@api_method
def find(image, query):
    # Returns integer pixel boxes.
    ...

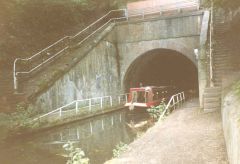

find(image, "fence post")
[125,94,128,104]
[89,99,92,111]
[75,101,78,114]
[100,97,103,109]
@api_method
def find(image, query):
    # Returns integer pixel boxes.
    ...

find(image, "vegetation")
[233,81,240,98]
[0,102,41,139]
[113,142,129,158]
[147,100,166,121]
[63,141,89,164]
[202,0,240,10]
[0,0,119,67]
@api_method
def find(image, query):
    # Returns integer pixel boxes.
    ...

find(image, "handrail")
[13,1,200,91]
[209,1,214,86]
[159,91,185,120]
[33,93,129,121]
[127,0,199,16]
[72,9,126,39]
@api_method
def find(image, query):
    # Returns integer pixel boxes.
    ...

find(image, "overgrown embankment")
[222,76,240,164]
[0,0,118,67]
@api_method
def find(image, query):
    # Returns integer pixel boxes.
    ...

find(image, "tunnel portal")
[124,49,199,95]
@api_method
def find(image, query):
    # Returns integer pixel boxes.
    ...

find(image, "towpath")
[107,98,228,164]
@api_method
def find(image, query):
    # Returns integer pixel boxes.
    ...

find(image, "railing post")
[118,96,121,105]
[177,94,179,103]
[124,9,128,20]
[13,59,19,91]
[110,96,113,106]
[89,99,92,111]
[90,122,93,135]
[179,93,183,105]
[182,92,185,101]
[75,101,78,114]
[100,97,103,109]
[60,108,62,117]
[125,94,128,103]
[173,96,176,110]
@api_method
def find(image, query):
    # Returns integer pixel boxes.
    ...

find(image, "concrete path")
[107,98,228,164]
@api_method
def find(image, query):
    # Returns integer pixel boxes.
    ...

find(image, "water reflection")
[0,109,151,164]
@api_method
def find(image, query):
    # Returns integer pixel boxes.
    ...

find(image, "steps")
[212,13,232,87]
[203,87,221,113]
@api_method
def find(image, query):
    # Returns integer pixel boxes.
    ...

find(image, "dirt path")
[107,98,228,164]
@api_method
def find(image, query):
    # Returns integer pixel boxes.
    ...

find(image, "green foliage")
[63,141,89,164]
[8,102,37,129]
[147,100,166,120]
[233,81,240,97]
[113,142,129,158]
[0,0,117,66]
[202,0,240,10]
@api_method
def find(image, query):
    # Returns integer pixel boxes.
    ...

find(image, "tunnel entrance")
[124,49,198,96]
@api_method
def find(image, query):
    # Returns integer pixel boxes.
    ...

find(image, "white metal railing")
[33,93,129,121]
[209,1,214,87]
[159,91,185,120]
[13,1,200,91]
[127,0,199,18]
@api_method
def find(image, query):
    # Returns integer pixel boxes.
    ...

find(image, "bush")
[113,142,129,158]
[63,141,89,164]
[147,100,166,120]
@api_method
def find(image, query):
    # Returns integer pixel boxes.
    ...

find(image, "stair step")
[204,97,221,103]
[204,87,221,92]
[204,101,221,108]
[204,107,220,113]
[203,92,221,98]
[213,59,229,63]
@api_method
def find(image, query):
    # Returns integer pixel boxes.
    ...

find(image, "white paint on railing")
[100,97,103,109]
[159,92,185,120]
[89,99,91,111]
[13,1,200,91]
[75,101,78,114]
[33,93,129,121]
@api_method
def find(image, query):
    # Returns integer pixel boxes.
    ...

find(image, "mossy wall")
[222,80,240,164]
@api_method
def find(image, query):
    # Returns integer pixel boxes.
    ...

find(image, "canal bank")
[0,108,152,164]
[0,103,127,140]
[106,99,228,164]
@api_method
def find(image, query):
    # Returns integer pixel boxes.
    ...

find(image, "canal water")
[0,108,152,164]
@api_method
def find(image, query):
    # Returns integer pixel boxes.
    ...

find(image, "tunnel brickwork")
[33,11,210,111]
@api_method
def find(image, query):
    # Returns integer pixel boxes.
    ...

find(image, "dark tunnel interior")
[124,49,199,96]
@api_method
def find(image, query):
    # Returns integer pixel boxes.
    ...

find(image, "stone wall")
[115,12,203,90]
[222,80,240,164]
[33,11,205,112]
[34,31,122,112]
